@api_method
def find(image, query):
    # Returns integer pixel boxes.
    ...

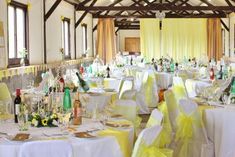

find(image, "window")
[82,23,87,56]
[8,1,28,67]
[62,18,71,59]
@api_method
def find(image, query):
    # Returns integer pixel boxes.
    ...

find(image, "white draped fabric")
[205,108,235,157]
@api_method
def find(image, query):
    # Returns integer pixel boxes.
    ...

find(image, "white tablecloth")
[155,72,173,89]
[205,108,235,157]
[185,79,212,97]
[0,118,134,157]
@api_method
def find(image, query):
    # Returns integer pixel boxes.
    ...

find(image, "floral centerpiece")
[28,111,59,127]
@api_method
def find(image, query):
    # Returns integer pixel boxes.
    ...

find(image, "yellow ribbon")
[175,113,194,141]
[136,143,173,157]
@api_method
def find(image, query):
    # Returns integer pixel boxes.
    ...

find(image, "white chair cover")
[146,109,163,128]
[19,140,73,157]
[164,90,179,132]
[121,89,150,114]
[119,76,134,99]
[0,83,12,114]
[175,98,213,157]
[132,125,162,157]
[114,99,138,123]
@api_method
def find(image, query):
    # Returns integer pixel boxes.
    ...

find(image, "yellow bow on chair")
[175,113,194,141]
[136,143,173,157]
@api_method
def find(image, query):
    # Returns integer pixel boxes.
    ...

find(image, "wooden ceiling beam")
[94,13,227,18]
[75,0,97,28]
[225,0,233,7]
[77,5,235,11]
[76,0,92,8]
[93,0,123,16]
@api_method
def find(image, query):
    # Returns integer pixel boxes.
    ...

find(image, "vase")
[20,58,25,66]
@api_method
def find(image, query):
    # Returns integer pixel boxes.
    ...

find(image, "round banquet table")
[204,107,235,157]
[185,79,212,97]
[0,118,134,157]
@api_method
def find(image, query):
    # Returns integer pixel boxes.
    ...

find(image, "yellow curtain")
[207,18,222,61]
[97,18,116,64]
[140,19,160,61]
[161,19,207,62]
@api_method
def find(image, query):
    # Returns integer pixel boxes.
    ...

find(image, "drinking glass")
[18,113,29,131]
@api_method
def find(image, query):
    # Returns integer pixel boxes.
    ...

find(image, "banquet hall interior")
[1,0,235,157]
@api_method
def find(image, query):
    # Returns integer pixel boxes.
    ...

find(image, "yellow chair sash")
[172,85,187,101]
[158,102,173,147]
[146,117,161,128]
[98,128,130,157]
[136,143,173,157]
[175,113,195,141]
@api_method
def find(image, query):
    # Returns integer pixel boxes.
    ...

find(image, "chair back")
[19,140,73,157]
[114,99,137,123]
[173,77,188,101]
[146,109,163,128]
[132,125,162,157]
[119,76,134,99]
[164,90,179,131]
[0,83,11,101]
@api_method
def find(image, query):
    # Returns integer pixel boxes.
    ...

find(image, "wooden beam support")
[77,0,92,8]
[76,5,235,11]
[93,24,97,32]
[45,0,62,21]
[75,0,97,28]
[221,19,230,31]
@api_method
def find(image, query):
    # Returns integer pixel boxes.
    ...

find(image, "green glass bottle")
[63,88,72,111]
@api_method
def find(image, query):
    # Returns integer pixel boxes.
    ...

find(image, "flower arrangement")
[28,112,59,127]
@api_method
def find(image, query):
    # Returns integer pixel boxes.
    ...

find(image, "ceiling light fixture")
[155,11,165,20]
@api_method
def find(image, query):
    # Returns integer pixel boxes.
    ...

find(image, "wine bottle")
[217,65,223,80]
[76,72,89,92]
[14,89,21,123]
[209,67,215,81]
[106,66,110,78]
[63,87,72,111]
[73,92,82,125]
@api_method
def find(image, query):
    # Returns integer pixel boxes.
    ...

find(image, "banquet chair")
[141,72,159,108]
[164,90,179,132]
[132,125,173,157]
[120,89,150,114]
[174,98,213,157]
[19,140,73,157]
[0,82,12,114]
[146,108,173,148]
[146,109,163,128]
[172,76,188,101]
[118,76,134,99]
[114,99,141,128]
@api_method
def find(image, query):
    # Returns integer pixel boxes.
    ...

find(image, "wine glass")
[221,93,229,105]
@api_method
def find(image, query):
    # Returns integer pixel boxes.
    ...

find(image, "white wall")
[0,0,93,68]
[118,30,140,52]
[76,11,93,58]
[230,13,235,57]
